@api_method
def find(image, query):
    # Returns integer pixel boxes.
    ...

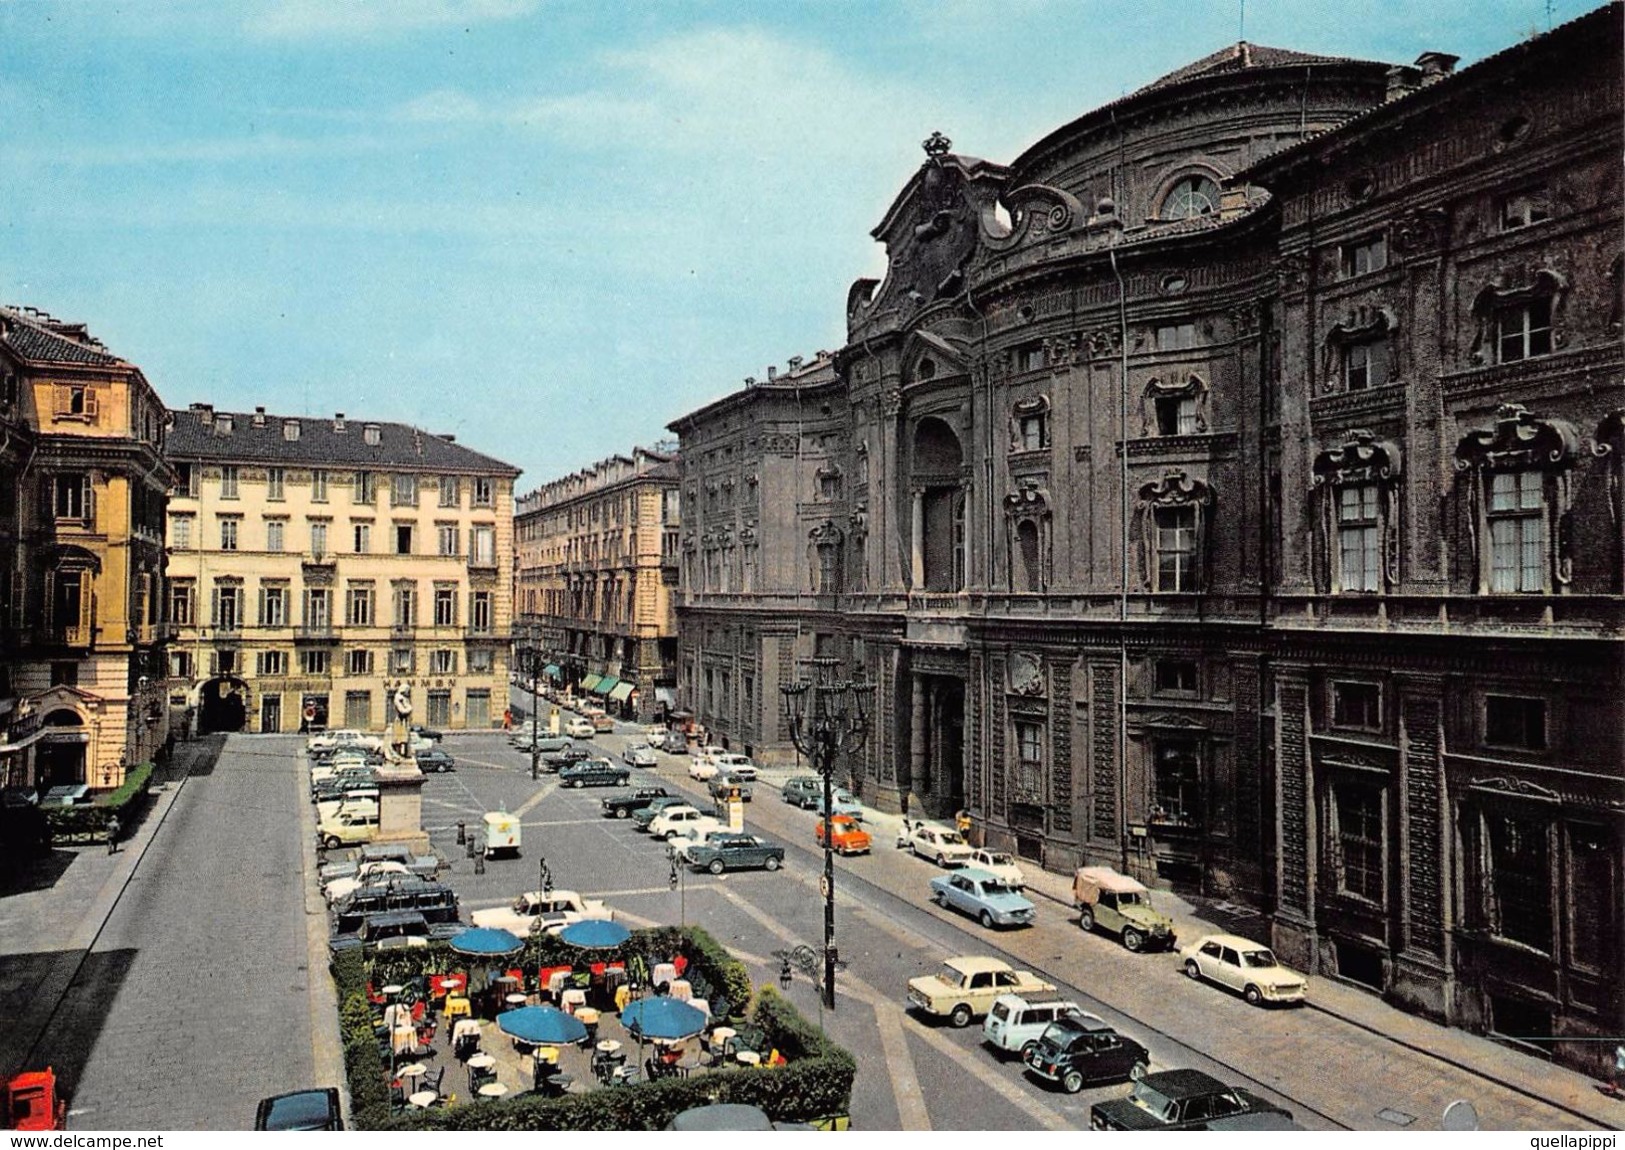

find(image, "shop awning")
[608,682,635,702]
[544,664,561,679]
[579,674,603,692]
[592,676,620,696]
[655,687,676,705]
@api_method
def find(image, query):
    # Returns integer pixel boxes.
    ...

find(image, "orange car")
[815,814,871,855]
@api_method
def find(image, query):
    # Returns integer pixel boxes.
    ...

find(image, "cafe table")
[408,1091,438,1109]
[505,993,528,1008]
[466,1053,495,1072]
[477,1083,509,1101]
[735,1050,761,1067]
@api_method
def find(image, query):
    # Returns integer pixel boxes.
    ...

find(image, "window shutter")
[53,385,69,416]
[210,587,220,627]
[84,478,95,528]
[79,576,94,634]
[83,389,99,422]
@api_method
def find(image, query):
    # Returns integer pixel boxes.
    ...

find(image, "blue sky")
[0,0,1588,486]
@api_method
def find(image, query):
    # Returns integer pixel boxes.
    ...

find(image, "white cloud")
[394,88,485,123]
[246,0,539,40]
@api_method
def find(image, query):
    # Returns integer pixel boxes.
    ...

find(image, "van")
[483,810,522,857]
[982,993,1089,1056]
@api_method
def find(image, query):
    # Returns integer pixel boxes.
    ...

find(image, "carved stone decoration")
[1455,403,1580,590]
[1391,208,1449,256]
[1468,267,1568,364]
[1003,478,1053,591]
[1139,374,1211,438]
[1043,333,1080,368]
[1008,394,1052,452]
[1402,692,1445,957]
[807,519,844,546]
[1084,328,1122,362]
[1319,306,1399,395]
[1008,651,1045,698]
[761,432,798,455]
[1277,679,1311,917]
[737,522,758,545]
[980,182,1086,251]
[1277,251,1310,295]
[1467,775,1561,801]
[881,387,903,418]
[1134,470,1214,592]
[1594,409,1625,591]
[1050,658,1074,835]
[1090,663,1118,843]
[847,502,868,537]
[1311,429,1404,593]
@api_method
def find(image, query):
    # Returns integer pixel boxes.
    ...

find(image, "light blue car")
[814,789,864,821]
[930,867,1037,929]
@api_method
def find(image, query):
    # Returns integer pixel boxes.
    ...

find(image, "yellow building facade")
[0,305,173,792]
[164,404,518,735]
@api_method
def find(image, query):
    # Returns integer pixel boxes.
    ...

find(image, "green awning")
[580,673,603,692]
[608,681,635,702]
[592,676,620,696]
[544,664,561,679]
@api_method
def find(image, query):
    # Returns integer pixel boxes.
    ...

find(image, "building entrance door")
[260,694,281,734]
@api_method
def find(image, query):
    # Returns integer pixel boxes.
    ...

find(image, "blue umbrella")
[558,919,632,949]
[448,926,525,957]
[497,1004,588,1046]
[621,996,707,1041]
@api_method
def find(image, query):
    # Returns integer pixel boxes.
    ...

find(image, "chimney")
[334,412,346,433]
[1385,64,1422,103]
[787,355,804,371]
[192,402,215,428]
[1415,52,1459,86]
[252,405,266,427]
[767,365,777,381]
[413,428,423,456]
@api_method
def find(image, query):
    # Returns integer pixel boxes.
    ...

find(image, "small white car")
[644,725,669,743]
[692,745,728,767]
[687,758,721,781]
[470,889,612,935]
[1179,933,1308,1007]
[968,848,1026,888]
[565,718,596,739]
[323,860,411,904]
[983,993,1091,1057]
[909,823,975,868]
[648,805,721,841]
[710,753,759,782]
[622,743,659,768]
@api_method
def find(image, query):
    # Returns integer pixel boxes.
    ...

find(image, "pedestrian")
[105,814,121,855]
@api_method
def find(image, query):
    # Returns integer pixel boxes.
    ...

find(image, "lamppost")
[774,943,841,1033]
[781,656,872,1011]
[667,845,685,927]
[527,647,543,781]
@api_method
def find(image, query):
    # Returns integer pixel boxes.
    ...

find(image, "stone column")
[910,489,925,589]
[1271,667,1317,970]
[910,674,928,806]
[1391,673,1453,1021]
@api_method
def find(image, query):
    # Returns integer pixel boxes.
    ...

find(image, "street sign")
[303,704,316,721]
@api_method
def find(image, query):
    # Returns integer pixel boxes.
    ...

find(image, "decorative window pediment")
[1140,374,1209,437]
[1455,403,1578,473]
[1003,480,1052,592]
[1312,430,1403,594]
[1320,307,1399,393]
[1135,471,1213,594]
[1469,268,1567,365]
[1010,394,1052,452]
[808,519,844,546]
[1455,404,1580,593]
[1312,429,1403,487]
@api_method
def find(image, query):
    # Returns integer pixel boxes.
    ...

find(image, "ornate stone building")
[668,5,1623,1070]
[513,447,679,719]
[0,305,174,792]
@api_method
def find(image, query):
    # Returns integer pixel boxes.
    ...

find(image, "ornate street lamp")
[781,656,872,1010]
[527,647,544,781]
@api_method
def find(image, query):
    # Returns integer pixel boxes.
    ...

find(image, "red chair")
[366,983,387,1006]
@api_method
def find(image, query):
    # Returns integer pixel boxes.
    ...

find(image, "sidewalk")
[0,740,207,1084]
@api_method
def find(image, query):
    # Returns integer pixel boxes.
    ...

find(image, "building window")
[257,650,288,676]
[1340,234,1388,278]
[169,649,192,679]
[1341,339,1389,391]
[1485,813,1552,951]
[471,591,492,634]
[439,476,460,507]
[391,648,414,673]
[282,420,300,442]
[1156,322,1198,351]
[395,523,414,555]
[267,467,285,501]
[346,585,374,627]
[220,465,239,499]
[176,462,199,498]
[472,477,494,507]
[818,472,842,500]
[1337,484,1382,591]
[1017,343,1046,373]
[54,384,99,420]
[353,471,375,504]
[1333,784,1384,902]
[304,588,331,629]
[466,688,491,728]
[1154,395,1199,436]
[352,522,371,554]
[391,474,417,507]
[1154,659,1198,694]
[427,689,452,726]
[53,474,90,521]
[169,581,194,626]
[1160,174,1219,220]
[259,584,288,627]
[49,660,78,687]
[431,649,456,675]
[1485,694,1547,751]
[1152,744,1201,828]
[346,649,374,676]
[219,517,240,552]
[214,649,237,676]
[1487,471,1545,593]
[344,690,371,728]
[170,514,193,550]
[1154,506,1196,592]
[1495,297,1552,364]
[437,524,460,556]
[393,583,417,629]
[265,519,285,553]
[309,521,329,558]
[1017,412,1049,451]
[311,470,328,502]
[212,584,242,632]
[301,649,329,675]
[1331,681,1381,730]
[471,525,496,566]
[1500,186,1550,231]
[434,586,457,627]
[468,648,493,674]
[1567,824,1616,973]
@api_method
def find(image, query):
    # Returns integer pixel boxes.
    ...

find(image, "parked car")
[687,757,721,781]
[1090,1069,1292,1130]
[1024,1016,1150,1093]
[591,713,616,733]
[329,909,462,954]
[648,805,721,841]
[908,822,974,867]
[306,728,376,755]
[815,789,864,821]
[565,717,596,739]
[1179,933,1308,1006]
[318,808,379,850]
[601,786,673,819]
[815,814,871,855]
[632,795,689,830]
[780,776,823,808]
[470,889,612,934]
[982,993,1087,1057]
[254,1088,343,1131]
[907,956,1056,1028]
[707,772,754,803]
[324,860,411,903]
[659,731,689,755]
[644,724,669,741]
[331,877,461,934]
[682,832,785,874]
[622,743,659,768]
[710,753,758,782]
[559,759,631,788]
[543,746,593,772]
[409,723,444,742]
[315,788,379,823]
[415,747,456,773]
[930,868,1036,929]
[967,848,1025,888]
[1073,866,1177,952]
[319,846,438,884]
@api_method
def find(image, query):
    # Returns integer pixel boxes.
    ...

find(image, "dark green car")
[682,833,785,874]
[558,759,631,788]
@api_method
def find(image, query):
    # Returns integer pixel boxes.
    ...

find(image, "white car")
[323,860,410,903]
[470,890,613,935]
[307,728,380,754]
[687,758,721,781]
[644,725,669,743]
[711,753,758,782]
[968,848,1026,888]
[983,993,1092,1056]
[1179,933,1308,1007]
[648,805,721,841]
[909,823,975,867]
[622,743,659,768]
[565,718,596,739]
[692,745,728,767]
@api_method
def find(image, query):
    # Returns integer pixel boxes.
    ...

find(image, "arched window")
[910,417,967,592]
[1003,481,1051,592]
[1160,174,1220,220]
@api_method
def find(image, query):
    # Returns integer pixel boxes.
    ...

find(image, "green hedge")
[331,948,393,1129]
[41,762,155,842]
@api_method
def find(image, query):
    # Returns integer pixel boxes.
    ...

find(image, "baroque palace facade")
[513,447,680,720]
[669,6,1623,1068]
[164,404,519,735]
[0,306,174,793]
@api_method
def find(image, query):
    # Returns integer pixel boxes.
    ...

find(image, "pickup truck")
[906,955,1056,1028]
[470,889,613,935]
[601,787,673,819]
